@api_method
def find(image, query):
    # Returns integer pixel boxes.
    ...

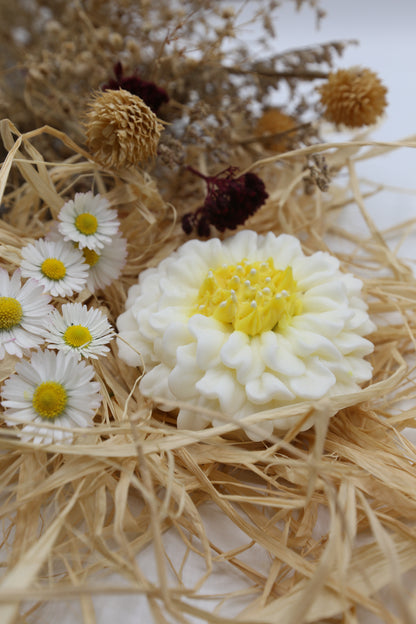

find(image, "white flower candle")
[117,231,375,439]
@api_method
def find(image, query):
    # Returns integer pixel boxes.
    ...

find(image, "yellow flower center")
[41,258,67,281]
[64,324,92,348]
[0,297,23,330]
[75,212,98,235]
[195,258,302,336]
[32,381,67,420]
[82,247,100,266]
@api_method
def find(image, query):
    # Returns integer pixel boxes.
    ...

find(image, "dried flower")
[182,167,268,237]
[318,67,388,128]
[85,89,164,170]
[102,62,169,114]
[255,108,297,151]
[117,230,375,440]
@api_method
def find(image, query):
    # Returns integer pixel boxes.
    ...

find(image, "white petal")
[168,344,202,399]
[290,310,351,338]
[283,326,342,359]
[333,332,374,356]
[293,252,339,289]
[160,322,193,367]
[260,332,306,376]
[345,356,373,383]
[220,332,264,383]
[196,368,245,414]
[289,358,336,399]
[246,372,295,404]
[140,364,176,405]
[188,315,229,370]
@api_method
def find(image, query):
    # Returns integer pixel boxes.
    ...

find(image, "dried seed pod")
[84,89,164,170]
[318,67,388,128]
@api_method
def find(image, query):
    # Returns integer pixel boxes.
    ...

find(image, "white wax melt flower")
[117,231,375,439]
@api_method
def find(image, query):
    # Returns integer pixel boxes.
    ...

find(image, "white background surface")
[33,1,416,622]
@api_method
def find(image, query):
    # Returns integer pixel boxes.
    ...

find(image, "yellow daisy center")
[64,324,92,348]
[82,248,100,266]
[0,297,23,330]
[195,258,302,336]
[32,381,67,420]
[41,258,67,281]
[75,212,98,235]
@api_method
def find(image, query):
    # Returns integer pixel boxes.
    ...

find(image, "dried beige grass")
[1,119,416,624]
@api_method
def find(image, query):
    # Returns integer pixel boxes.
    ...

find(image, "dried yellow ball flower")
[318,67,388,128]
[255,108,297,152]
[85,89,164,170]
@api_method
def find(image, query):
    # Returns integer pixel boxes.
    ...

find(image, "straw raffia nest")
[1,119,416,624]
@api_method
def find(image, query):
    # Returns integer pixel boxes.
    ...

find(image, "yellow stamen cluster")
[82,248,100,266]
[75,212,98,235]
[0,297,23,330]
[41,258,67,281]
[64,325,92,348]
[195,258,302,336]
[32,381,67,420]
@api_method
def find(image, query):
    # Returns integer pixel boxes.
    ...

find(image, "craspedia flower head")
[85,89,164,170]
[116,230,376,440]
[317,67,388,128]
[1,350,102,445]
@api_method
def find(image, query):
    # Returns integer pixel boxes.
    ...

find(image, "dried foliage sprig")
[1,121,416,624]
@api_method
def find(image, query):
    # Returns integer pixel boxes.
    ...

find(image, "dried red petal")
[102,63,169,113]
[181,167,268,237]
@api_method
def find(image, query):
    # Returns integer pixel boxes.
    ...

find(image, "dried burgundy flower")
[102,62,169,114]
[182,167,268,237]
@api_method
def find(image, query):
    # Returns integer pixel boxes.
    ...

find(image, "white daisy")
[81,232,127,292]
[44,302,114,359]
[116,230,376,440]
[57,191,120,251]
[0,268,52,359]
[1,349,102,444]
[20,238,88,297]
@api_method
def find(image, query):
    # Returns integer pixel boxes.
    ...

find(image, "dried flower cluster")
[318,67,388,127]
[182,167,269,237]
[0,0,348,175]
[255,108,298,152]
[85,89,164,170]
[102,62,169,114]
